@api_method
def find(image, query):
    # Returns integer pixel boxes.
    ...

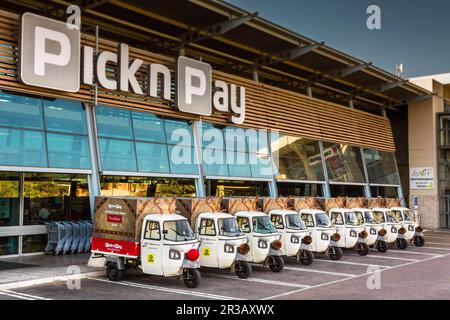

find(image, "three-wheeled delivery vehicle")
[352,207,389,253]
[391,206,425,247]
[177,197,252,279]
[221,197,284,272]
[264,197,314,265]
[370,207,405,249]
[290,197,343,260]
[90,196,201,288]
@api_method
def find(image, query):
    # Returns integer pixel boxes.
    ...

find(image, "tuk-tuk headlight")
[370,228,377,235]
[169,249,181,260]
[350,230,357,237]
[224,244,235,253]
[408,225,414,231]
[258,239,268,249]
[291,235,300,243]
[391,227,397,233]
[321,233,329,241]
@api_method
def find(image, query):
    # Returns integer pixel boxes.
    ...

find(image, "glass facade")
[330,184,365,197]
[0,236,18,256]
[277,182,323,197]
[206,179,270,197]
[0,92,91,170]
[364,148,400,185]
[323,143,365,183]
[0,172,20,227]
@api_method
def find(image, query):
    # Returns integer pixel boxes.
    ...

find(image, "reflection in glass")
[364,149,400,185]
[0,92,43,130]
[99,138,137,172]
[330,184,364,197]
[43,99,87,134]
[277,182,323,197]
[95,106,133,139]
[23,173,90,225]
[0,236,18,256]
[47,134,91,169]
[136,142,170,173]
[370,186,398,198]
[132,111,165,143]
[100,176,196,197]
[0,172,20,227]
[22,234,48,253]
[206,179,269,197]
[322,143,365,183]
[0,128,47,167]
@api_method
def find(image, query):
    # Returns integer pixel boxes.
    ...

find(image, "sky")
[227,0,450,78]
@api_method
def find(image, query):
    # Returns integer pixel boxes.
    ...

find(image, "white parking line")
[204,273,310,289]
[346,254,419,262]
[261,252,450,300]
[314,259,390,268]
[374,249,441,256]
[423,235,450,240]
[427,242,450,246]
[283,266,356,277]
[88,277,242,300]
[0,290,35,300]
[1,290,52,300]
[419,246,450,251]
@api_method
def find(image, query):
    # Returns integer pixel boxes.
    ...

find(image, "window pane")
[206,179,270,197]
[135,142,170,173]
[0,92,43,129]
[228,152,252,177]
[43,99,87,134]
[330,184,365,197]
[364,149,400,185]
[0,236,18,256]
[47,134,91,169]
[165,119,193,146]
[271,133,324,181]
[99,138,137,171]
[23,173,90,225]
[100,176,196,197]
[0,172,20,227]
[167,145,197,174]
[277,182,323,197]
[370,186,398,198]
[131,111,166,143]
[22,234,48,253]
[203,147,229,176]
[95,106,132,139]
[323,143,365,183]
[0,128,47,167]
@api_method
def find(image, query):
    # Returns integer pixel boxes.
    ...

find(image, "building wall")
[408,80,444,228]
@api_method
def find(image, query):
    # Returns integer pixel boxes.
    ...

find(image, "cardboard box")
[258,197,289,213]
[288,197,324,211]
[221,197,258,215]
[176,197,222,229]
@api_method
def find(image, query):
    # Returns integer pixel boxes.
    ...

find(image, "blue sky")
[227,0,450,78]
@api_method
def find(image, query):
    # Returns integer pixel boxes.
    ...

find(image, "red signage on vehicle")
[107,214,123,223]
[91,237,140,257]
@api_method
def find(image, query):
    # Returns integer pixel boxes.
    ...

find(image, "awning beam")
[253,42,324,68]
[309,62,372,84]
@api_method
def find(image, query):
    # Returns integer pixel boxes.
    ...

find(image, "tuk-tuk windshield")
[286,214,307,230]
[392,210,404,222]
[163,220,196,242]
[252,216,277,234]
[354,211,365,226]
[218,218,244,237]
[315,213,332,228]
[385,211,398,223]
[403,210,416,222]
[372,211,386,223]
[363,211,375,224]
[344,211,363,226]
[301,214,315,228]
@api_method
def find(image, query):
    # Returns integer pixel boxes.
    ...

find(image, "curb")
[0,270,105,291]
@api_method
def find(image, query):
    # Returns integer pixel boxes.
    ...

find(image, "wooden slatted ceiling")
[0,10,395,152]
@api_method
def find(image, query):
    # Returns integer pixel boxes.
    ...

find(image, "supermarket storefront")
[0,1,428,256]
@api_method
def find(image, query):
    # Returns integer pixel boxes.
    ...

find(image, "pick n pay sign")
[18,12,246,124]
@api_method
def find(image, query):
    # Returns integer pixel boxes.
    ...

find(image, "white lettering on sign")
[19,13,246,124]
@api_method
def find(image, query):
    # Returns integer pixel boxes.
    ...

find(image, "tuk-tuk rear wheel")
[413,235,425,247]
[297,250,314,265]
[235,260,252,279]
[396,238,408,250]
[356,243,369,256]
[183,268,201,288]
[328,246,343,260]
[269,256,284,272]
[106,262,124,282]
[376,240,388,253]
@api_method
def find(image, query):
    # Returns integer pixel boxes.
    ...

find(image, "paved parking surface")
[2,230,450,300]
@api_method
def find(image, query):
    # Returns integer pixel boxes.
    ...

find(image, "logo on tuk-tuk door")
[202,248,211,256]
[147,253,155,264]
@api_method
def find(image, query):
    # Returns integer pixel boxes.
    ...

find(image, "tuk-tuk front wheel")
[269,256,284,272]
[234,260,252,279]
[328,246,343,260]
[413,235,425,247]
[356,243,369,256]
[183,268,201,288]
[106,262,124,282]
[396,238,408,250]
[376,240,388,253]
[297,250,314,265]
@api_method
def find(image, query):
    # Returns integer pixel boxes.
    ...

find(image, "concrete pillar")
[408,80,444,229]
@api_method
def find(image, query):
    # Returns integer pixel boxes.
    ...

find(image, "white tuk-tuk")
[327,208,369,256]
[299,208,342,260]
[269,209,313,265]
[371,207,405,249]
[234,210,285,272]
[353,208,389,252]
[194,212,252,278]
[391,206,425,247]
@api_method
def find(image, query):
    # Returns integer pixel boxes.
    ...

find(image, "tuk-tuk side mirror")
[162,229,168,239]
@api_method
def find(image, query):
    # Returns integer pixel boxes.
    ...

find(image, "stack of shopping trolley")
[44,220,93,255]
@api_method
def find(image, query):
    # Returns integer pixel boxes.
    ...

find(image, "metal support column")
[319,141,331,198]
[193,120,206,197]
[360,147,372,198]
